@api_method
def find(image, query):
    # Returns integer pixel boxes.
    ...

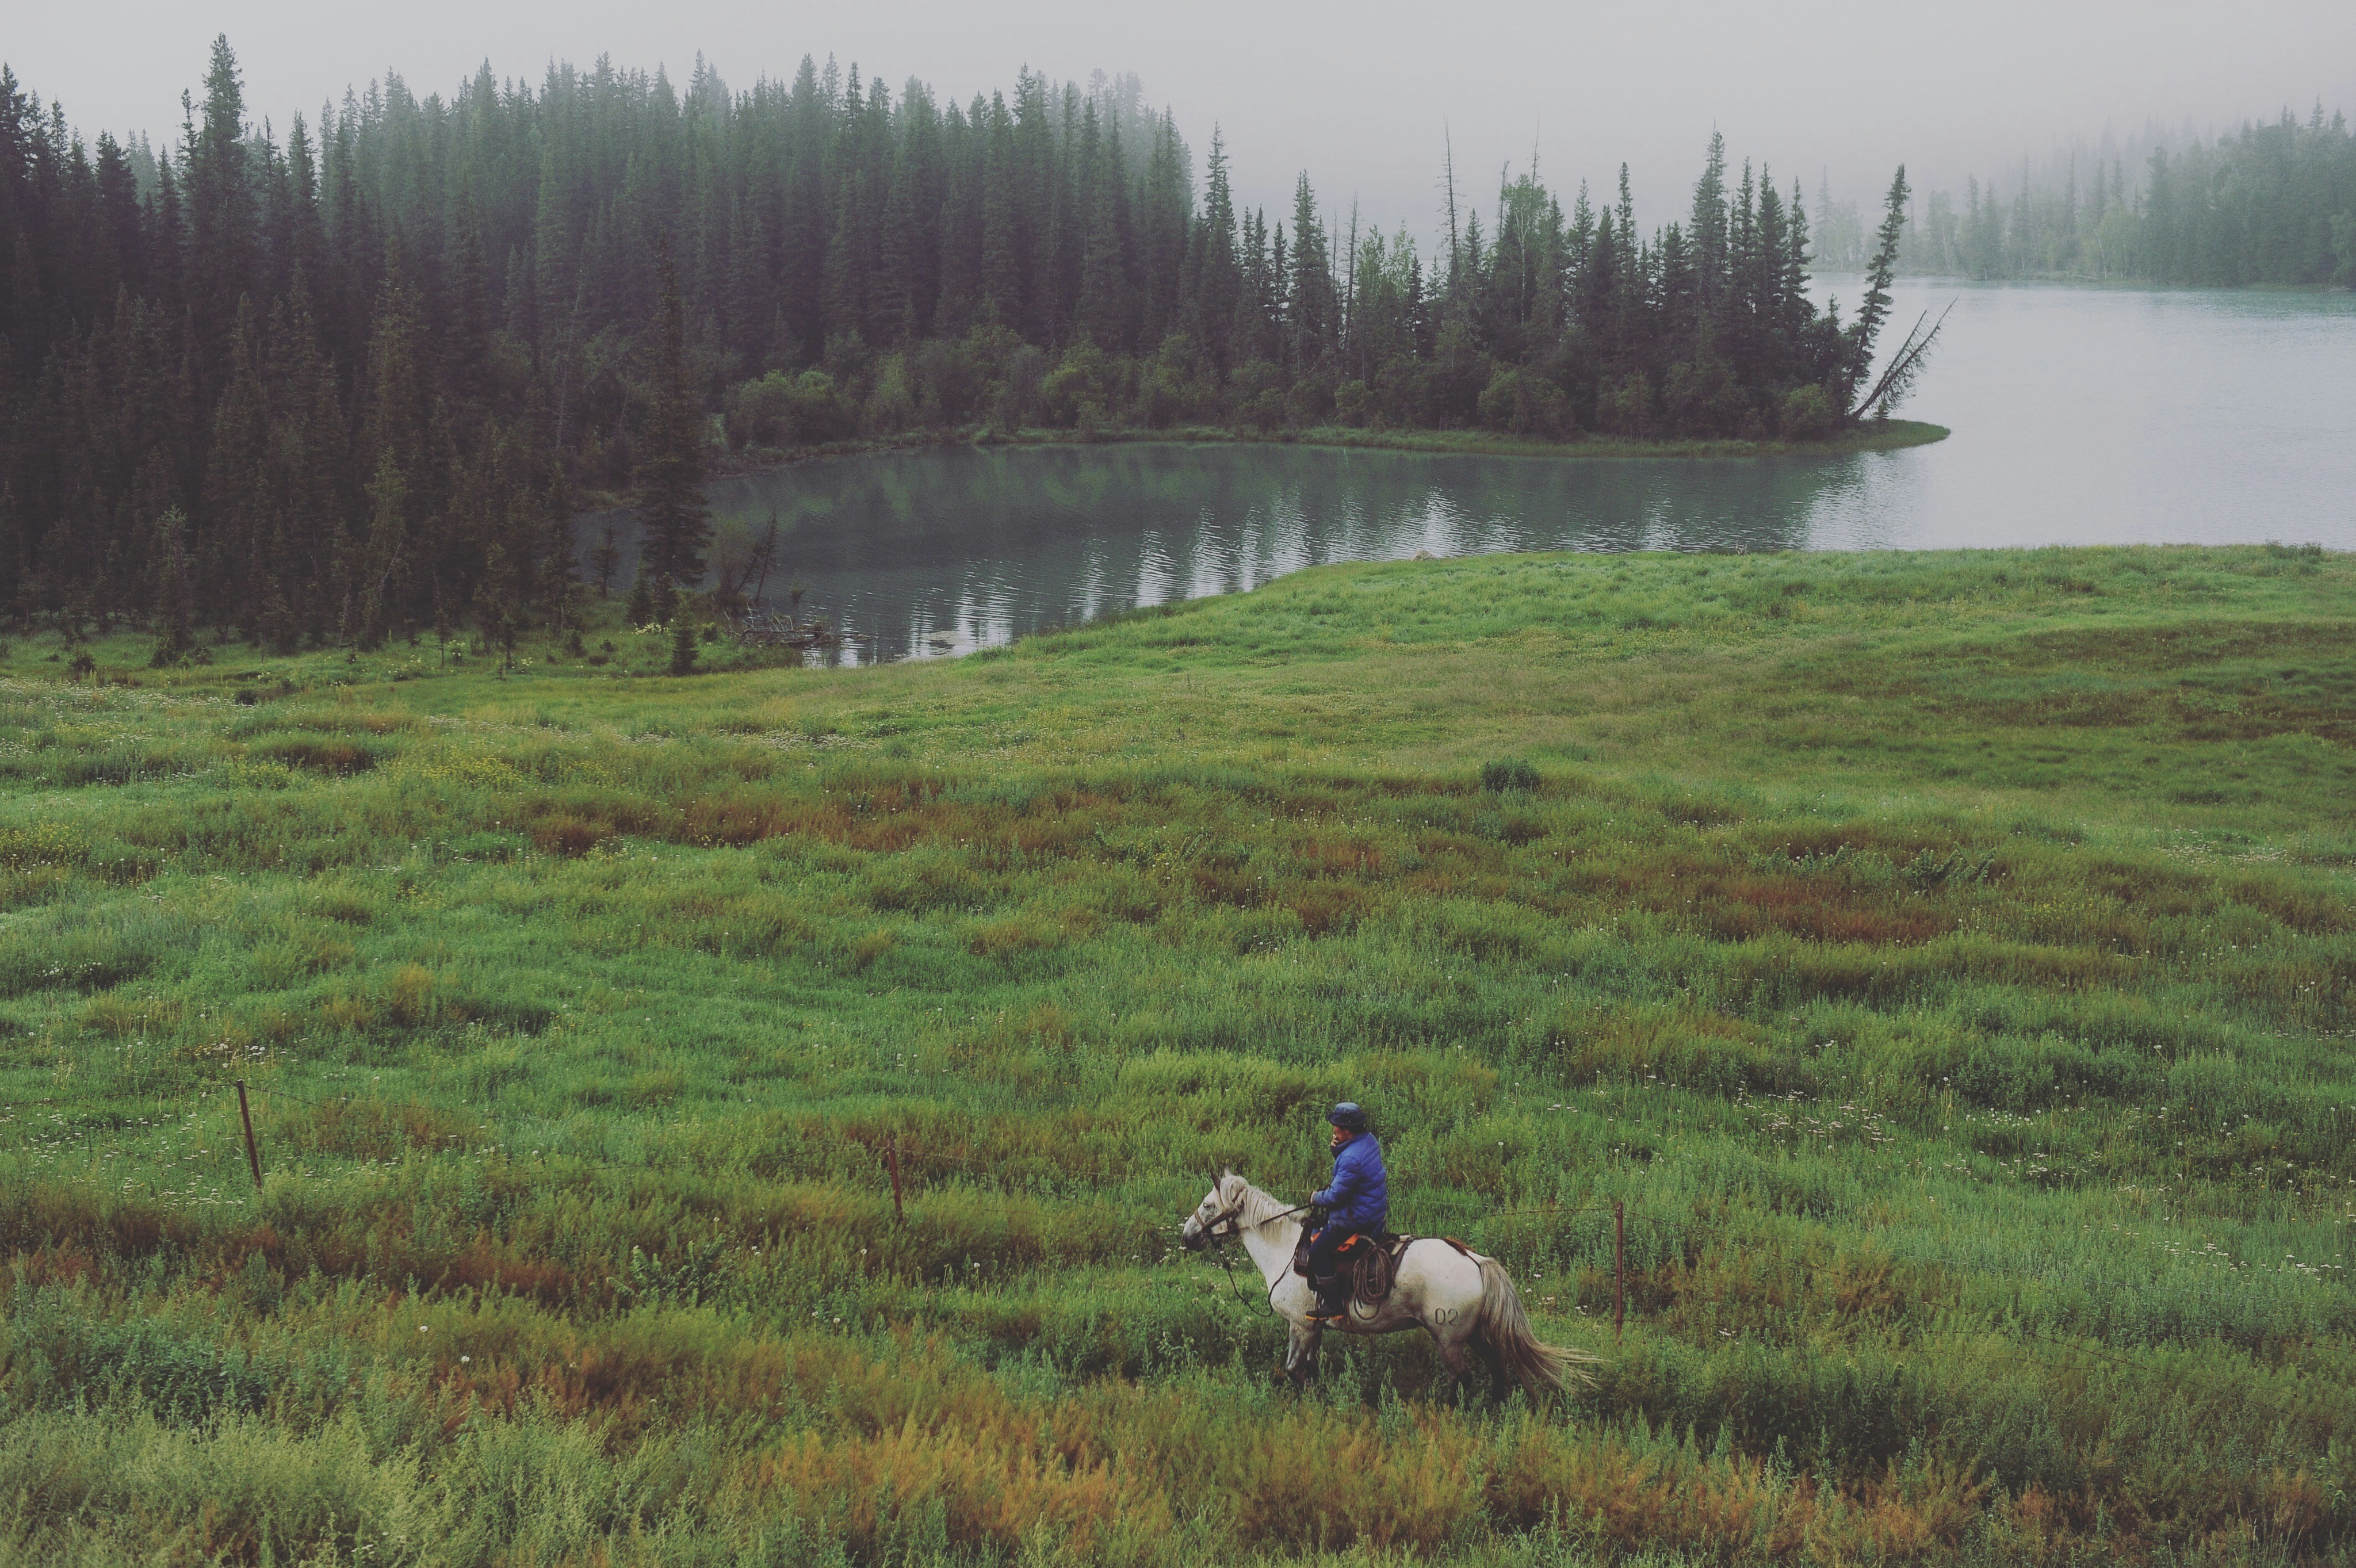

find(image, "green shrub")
[1779,383,1838,441]
[1480,758,1540,793]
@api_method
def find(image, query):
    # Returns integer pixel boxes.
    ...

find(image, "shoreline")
[576,419,1951,506]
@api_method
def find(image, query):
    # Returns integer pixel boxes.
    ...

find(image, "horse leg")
[1474,1334,1512,1399]
[1425,1317,1475,1401]
[1284,1322,1324,1384]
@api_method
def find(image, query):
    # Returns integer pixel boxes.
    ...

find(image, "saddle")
[1292,1230,1421,1309]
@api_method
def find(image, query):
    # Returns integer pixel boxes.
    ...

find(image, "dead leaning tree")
[710,512,782,611]
[1853,299,1956,422]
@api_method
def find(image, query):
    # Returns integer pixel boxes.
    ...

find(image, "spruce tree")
[148,506,196,666]
[540,464,580,631]
[355,456,407,648]
[1191,129,1240,368]
[1286,174,1334,372]
[200,295,269,630]
[592,522,620,598]
[636,247,710,583]
[183,36,257,390]
[1842,165,1910,415]
[478,529,521,671]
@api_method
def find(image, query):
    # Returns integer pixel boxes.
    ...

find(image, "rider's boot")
[1307,1278,1350,1324]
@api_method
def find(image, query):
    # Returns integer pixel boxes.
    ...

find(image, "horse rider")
[1305,1102,1388,1324]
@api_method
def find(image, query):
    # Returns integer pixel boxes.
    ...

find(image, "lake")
[587,280,2356,662]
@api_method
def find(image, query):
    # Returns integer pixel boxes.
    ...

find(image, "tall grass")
[2,544,2353,1563]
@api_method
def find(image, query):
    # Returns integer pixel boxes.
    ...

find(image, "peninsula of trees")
[0,40,1917,649]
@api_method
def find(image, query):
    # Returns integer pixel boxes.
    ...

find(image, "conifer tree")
[1286,174,1334,372]
[540,464,580,632]
[148,504,194,665]
[200,295,269,629]
[636,247,711,582]
[183,36,257,391]
[355,456,407,648]
[1842,165,1910,414]
[592,522,620,599]
[1191,129,1240,368]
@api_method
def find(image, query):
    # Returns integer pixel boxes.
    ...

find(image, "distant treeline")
[0,39,1915,647]
[1891,108,2356,285]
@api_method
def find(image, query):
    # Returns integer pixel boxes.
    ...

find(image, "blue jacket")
[1313,1133,1389,1232]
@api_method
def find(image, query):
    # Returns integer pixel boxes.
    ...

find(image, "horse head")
[1179,1169,1242,1250]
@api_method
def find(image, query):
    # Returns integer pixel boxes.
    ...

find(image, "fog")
[12,0,2355,238]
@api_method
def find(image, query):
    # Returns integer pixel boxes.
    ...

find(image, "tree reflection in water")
[582,441,1876,663]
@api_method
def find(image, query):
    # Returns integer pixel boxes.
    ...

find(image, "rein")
[1195,1192,1311,1321]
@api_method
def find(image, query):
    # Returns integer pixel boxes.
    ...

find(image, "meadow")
[1,542,2352,1566]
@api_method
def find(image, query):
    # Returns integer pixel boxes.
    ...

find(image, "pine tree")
[1191,129,1240,368]
[592,522,620,598]
[637,246,711,582]
[978,94,1023,327]
[355,455,407,648]
[540,463,580,632]
[1286,174,1334,372]
[1690,132,1729,320]
[183,36,257,391]
[478,525,522,671]
[148,504,195,665]
[1842,165,1910,415]
[200,295,269,630]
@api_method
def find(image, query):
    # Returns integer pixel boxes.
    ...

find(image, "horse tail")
[1474,1256,1595,1393]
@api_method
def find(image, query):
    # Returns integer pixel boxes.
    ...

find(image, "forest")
[1892,107,2356,285]
[0,39,1917,650]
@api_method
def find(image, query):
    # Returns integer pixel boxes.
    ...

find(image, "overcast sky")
[12,0,2354,238]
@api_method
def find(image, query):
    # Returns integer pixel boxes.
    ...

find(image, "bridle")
[1189,1186,1309,1249]
[1194,1192,1250,1244]
[1187,1183,1311,1320]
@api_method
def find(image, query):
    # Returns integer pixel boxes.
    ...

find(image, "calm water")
[587,280,2356,662]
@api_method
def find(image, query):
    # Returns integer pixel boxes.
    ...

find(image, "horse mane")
[1218,1172,1298,1233]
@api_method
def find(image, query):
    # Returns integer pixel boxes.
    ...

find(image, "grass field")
[2,542,2352,1565]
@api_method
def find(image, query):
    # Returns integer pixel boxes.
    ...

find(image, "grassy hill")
[2,543,2351,1565]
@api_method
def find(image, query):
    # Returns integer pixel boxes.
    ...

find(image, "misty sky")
[12,0,2355,240]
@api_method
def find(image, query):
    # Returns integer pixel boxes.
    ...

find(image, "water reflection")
[584,442,1867,663]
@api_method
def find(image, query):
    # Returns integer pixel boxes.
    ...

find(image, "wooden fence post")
[235,1081,264,1190]
[886,1134,905,1223]
[1613,1200,1625,1340]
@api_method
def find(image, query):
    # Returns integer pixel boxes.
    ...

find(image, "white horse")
[1179,1171,1592,1394]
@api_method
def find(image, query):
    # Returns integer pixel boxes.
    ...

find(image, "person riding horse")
[1304,1102,1387,1323]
